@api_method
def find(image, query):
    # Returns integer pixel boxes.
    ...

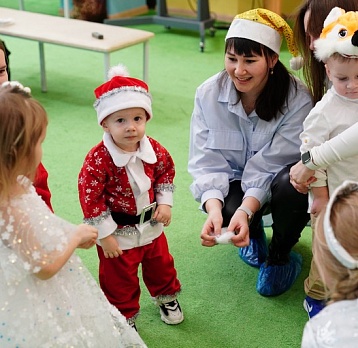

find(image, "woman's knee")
[271,164,308,206]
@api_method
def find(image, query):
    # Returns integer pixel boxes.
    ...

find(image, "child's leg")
[142,232,181,297]
[96,245,142,322]
[141,232,183,324]
[304,215,327,299]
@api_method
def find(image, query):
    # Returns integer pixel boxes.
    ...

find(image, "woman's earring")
[269,68,274,75]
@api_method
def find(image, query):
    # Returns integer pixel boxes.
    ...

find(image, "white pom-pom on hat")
[290,56,304,70]
[107,63,130,80]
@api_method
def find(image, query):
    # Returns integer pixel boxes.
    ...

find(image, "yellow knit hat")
[225,8,303,70]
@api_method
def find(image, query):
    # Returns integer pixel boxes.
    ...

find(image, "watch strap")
[236,206,254,225]
[305,160,319,170]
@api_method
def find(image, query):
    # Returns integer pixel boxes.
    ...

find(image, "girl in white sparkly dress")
[302,180,358,347]
[0,82,147,348]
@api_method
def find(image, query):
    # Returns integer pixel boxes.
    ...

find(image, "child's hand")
[76,224,98,249]
[153,204,172,226]
[311,187,329,217]
[311,196,329,217]
[100,235,123,258]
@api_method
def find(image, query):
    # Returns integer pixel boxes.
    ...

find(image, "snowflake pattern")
[78,137,175,227]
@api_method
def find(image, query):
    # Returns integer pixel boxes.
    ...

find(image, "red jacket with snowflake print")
[78,136,175,247]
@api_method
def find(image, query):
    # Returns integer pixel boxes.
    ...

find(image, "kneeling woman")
[188,9,312,296]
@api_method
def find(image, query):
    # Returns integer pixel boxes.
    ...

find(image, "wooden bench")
[0,7,154,91]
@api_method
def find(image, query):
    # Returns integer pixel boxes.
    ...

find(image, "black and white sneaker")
[159,300,184,325]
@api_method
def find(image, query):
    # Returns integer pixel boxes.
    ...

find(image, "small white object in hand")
[215,227,236,245]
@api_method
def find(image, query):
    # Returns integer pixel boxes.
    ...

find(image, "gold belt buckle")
[139,202,157,225]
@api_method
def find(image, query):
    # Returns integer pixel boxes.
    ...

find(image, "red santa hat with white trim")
[94,64,152,125]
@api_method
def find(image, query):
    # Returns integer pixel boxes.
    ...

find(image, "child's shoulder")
[85,140,108,156]
[147,136,166,151]
[307,88,338,115]
[147,135,159,146]
[146,136,174,161]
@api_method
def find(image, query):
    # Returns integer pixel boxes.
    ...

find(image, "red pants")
[97,232,181,319]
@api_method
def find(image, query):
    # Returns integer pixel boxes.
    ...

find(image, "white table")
[0,7,154,91]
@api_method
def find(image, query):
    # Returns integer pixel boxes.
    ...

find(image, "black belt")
[111,202,156,226]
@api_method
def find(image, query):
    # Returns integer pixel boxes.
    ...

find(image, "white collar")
[103,133,157,167]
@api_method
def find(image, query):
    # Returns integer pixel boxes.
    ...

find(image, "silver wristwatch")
[301,151,318,170]
[236,206,254,225]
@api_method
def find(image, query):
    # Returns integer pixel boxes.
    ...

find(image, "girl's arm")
[36,224,97,280]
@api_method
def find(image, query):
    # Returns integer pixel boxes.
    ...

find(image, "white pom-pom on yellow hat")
[225,8,303,70]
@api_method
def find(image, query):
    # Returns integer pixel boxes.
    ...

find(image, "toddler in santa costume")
[78,64,183,330]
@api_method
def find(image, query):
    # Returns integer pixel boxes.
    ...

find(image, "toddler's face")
[326,57,358,99]
[102,107,147,152]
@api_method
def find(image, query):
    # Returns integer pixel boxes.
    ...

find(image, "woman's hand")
[200,211,223,247]
[290,180,310,194]
[289,161,316,184]
[227,210,250,247]
[200,199,223,247]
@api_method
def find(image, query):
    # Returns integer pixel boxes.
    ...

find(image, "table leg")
[38,42,47,92]
[64,0,70,18]
[104,53,110,81]
[143,40,149,82]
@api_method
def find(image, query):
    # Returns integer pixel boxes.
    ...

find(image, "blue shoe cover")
[239,230,268,268]
[256,251,302,296]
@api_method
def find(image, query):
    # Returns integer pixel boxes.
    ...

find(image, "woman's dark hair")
[0,39,11,80]
[219,37,296,122]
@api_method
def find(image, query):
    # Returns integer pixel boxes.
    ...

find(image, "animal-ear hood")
[314,7,358,62]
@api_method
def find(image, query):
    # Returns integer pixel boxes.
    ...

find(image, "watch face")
[302,151,311,164]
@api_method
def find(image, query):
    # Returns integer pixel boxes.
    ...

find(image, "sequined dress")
[301,299,358,347]
[0,179,147,348]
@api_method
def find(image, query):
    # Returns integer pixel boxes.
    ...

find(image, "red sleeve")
[34,162,53,212]
[78,146,109,220]
[148,137,175,188]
